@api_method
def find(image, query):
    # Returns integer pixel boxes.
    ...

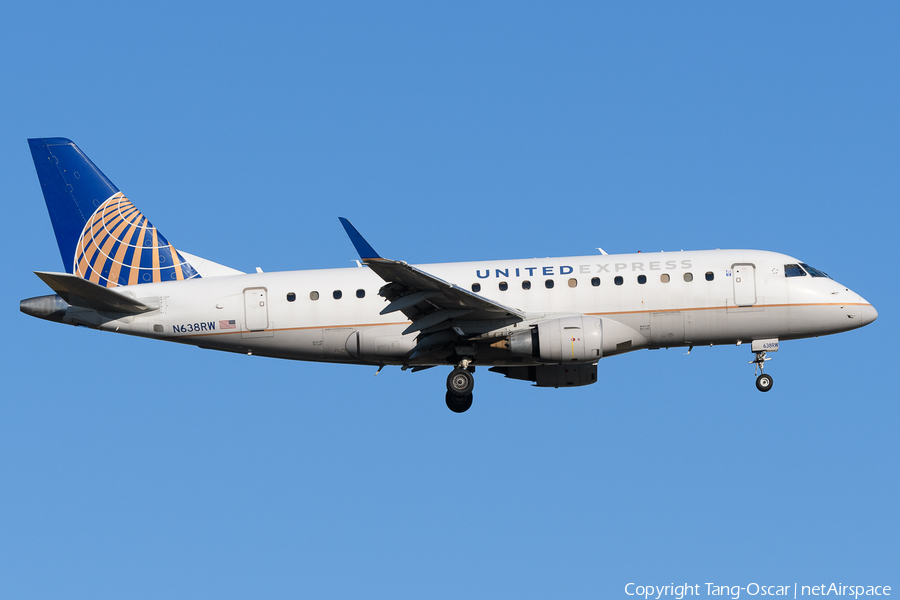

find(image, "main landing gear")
[750,350,774,392]
[445,361,475,413]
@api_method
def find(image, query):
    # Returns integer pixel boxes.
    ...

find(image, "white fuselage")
[59,249,875,367]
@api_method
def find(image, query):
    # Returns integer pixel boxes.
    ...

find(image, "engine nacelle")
[509,315,603,362]
[508,315,644,362]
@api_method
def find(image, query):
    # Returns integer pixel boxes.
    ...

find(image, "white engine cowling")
[509,315,603,362]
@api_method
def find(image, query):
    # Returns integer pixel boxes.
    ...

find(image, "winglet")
[339,218,382,261]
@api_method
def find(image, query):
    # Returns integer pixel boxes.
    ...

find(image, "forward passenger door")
[732,264,757,307]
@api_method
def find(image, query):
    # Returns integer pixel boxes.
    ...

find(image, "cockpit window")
[800,263,831,279]
[784,264,806,277]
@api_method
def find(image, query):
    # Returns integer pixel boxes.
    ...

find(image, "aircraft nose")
[860,303,878,327]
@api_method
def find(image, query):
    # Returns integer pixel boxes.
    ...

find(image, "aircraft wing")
[340,218,524,355]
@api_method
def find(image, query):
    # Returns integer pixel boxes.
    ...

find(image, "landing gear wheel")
[446,392,473,413]
[756,373,774,392]
[447,367,475,396]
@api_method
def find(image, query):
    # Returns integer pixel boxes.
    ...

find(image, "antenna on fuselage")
[596,248,608,255]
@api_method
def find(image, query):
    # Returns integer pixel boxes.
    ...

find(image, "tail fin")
[28,138,199,287]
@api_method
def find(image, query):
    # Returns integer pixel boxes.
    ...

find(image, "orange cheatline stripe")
[179,302,871,337]
[586,302,872,316]
[177,321,412,338]
[753,302,871,308]
[171,302,875,339]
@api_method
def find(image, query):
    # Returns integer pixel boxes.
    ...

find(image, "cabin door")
[732,264,757,307]
[243,288,269,331]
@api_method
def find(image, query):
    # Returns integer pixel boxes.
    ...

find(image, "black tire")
[446,391,473,413]
[756,373,774,392]
[447,367,475,395]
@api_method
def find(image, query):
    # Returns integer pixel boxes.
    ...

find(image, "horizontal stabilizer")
[34,271,155,314]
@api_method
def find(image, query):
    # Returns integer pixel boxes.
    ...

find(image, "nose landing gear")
[445,360,475,412]
[750,349,774,392]
[755,372,774,392]
[748,339,779,393]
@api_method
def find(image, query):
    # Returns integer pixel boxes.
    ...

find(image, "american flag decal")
[219,319,237,330]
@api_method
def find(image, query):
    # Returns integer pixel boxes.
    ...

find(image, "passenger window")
[287,292,296,302]
[591,277,600,287]
[660,274,670,283]
[684,273,693,282]
[499,282,508,291]
[333,290,342,300]
[545,280,554,289]
[705,271,714,281]
[637,275,647,284]
[522,280,531,290]
[614,276,624,286]
[784,264,806,277]
[310,291,319,301]
[568,278,577,288]
[472,283,481,292]
[356,289,365,298]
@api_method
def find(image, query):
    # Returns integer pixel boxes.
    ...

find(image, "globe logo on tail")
[73,192,199,287]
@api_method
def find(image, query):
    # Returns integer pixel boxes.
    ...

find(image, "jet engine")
[506,315,644,362]
[508,315,603,362]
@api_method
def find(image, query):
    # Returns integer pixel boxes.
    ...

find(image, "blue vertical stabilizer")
[27,138,199,287]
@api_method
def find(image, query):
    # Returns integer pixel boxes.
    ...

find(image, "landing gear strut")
[445,360,475,412]
[750,350,774,392]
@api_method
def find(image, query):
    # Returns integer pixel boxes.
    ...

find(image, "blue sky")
[1,2,897,598]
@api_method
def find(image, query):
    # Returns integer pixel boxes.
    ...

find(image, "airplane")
[21,138,878,412]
